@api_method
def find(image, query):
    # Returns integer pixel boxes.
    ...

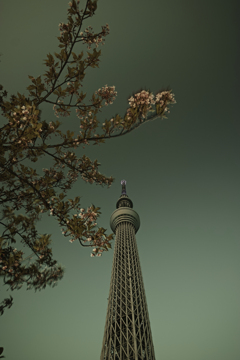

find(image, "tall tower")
[100,180,156,360]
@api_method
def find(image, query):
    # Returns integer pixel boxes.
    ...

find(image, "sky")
[0,0,240,359]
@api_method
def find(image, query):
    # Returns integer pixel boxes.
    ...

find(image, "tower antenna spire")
[121,179,127,195]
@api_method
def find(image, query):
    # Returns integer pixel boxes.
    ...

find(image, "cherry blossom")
[0,0,176,309]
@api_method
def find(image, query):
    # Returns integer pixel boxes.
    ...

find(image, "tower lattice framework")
[100,180,156,360]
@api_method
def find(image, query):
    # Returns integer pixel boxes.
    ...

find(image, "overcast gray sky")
[1,0,240,359]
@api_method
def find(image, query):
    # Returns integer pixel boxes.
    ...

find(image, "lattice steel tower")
[100,180,156,360]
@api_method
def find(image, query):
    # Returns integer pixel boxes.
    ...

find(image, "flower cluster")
[9,105,31,127]
[78,24,110,50]
[7,103,44,148]
[59,204,113,257]
[127,90,155,120]
[155,90,176,107]
[95,85,117,107]
[91,249,103,257]
[126,89,176,121]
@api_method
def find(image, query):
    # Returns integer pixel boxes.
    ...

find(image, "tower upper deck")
[110,180,140,234]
